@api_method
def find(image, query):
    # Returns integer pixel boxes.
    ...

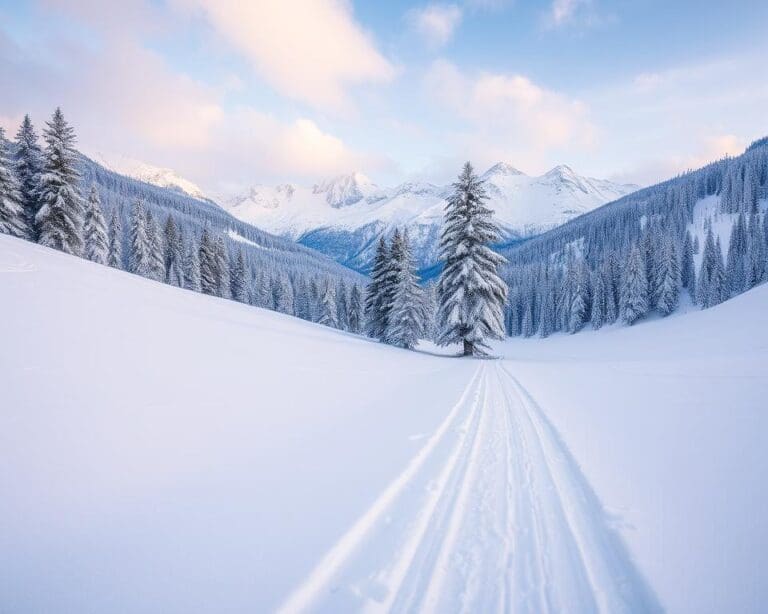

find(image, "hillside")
[2,233,766,613]
[224,164,638,274]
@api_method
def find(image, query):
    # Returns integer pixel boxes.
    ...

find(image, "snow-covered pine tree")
[680,231,695,296]
[230,249,248,302]
[0,128,27,239]
[83,183,108,264]
[590,270,606,330]
[385,230,427,349]
[317,281,339,328]
[654,237,680,316]
[36,108,84,255]
[746,213,765,288]
[364,236,393,339]
[336,280,349,331]
[725,213,747,296]
[538,279,556,338]
[620,245,649,325]
[521,302,534,338]
[145,210,165,282]
[107,210,123,269]
[274,274,295,315]
[710,236,727,306]
[129,200,152,277]
[184,235,202,292]
[13,115,42,236]
[215,236,231,299]
[568,262,590,334]
[602,258,619,325]
[199,229,218,295]
[163,215,184,286]
[436,162,508,356]
[348,283,363,334]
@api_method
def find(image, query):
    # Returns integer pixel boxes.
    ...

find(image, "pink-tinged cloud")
[174,0,395,113]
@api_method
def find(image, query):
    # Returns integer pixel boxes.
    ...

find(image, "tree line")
[0,109,367,332]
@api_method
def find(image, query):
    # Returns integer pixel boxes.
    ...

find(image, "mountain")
[223,164,639,275]
[91,152,211,202]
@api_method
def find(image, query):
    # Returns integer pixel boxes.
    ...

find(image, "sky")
[1,0,767,196]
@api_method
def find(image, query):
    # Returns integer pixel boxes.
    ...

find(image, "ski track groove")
[278,360,662,614]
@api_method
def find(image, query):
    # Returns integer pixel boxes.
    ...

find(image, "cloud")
[0,5,387,193]
[173,0,395,112]
[407,4,463,48]
[424,59,595,169]
[543,0,609,30]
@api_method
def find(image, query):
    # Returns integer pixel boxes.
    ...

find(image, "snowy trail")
[279,361,660,613]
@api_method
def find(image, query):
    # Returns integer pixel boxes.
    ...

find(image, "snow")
[2,233,767,613]
[223,165,639,240]
[90,152,209,201]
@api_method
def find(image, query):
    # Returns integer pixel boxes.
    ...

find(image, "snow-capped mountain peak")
[312,171,381,208]
[91,152,208,201]
[223,164,640,273]
[483,162,526,178]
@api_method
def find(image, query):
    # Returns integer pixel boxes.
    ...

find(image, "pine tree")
[215,237,231,299]
[36,108,84,255]
[199,229,218,295]
[680,231,695,294]
[590,270,606,330]
[602,259,619,324]
[386,230,427,349]
[348,284,363,333]
[83,183,108,264]
[13,115,42,236]
[655,237,680,316]
[184,236,202,292]
[107,210,123,269]
[336,280,349,331]
[129,200,151,277]
[725,213,747,296]
[317,282,339,328]
[230,249,248,302]
[620,245,649,324]
[538,279,556,338]
[521,301,534,338]
[273,274,295,314]
[163,215,184,286]
[0,128,27,239]
[568,262,589,334]
[145,209,165,281]
[697,228,726,308]
[746,213,765,288]
[436,162,508,356]
[364,236,393,339]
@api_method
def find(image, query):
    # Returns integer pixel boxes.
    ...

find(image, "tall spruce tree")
[0,128,27,239]
[386,230,427,349]
[654,237,680,316]
[746,213,765,288]
[184,236,202,292]
[725,213,747,295]
[83,183,108,264]
[364,236,393,339]
[146,210,165,282]
[317,282,339,328]
[680,231,695,296]
[199,229,218,295]
[215,236,231,299]
[436,162,508,356]
[129,200,151,277]
[230,249,248,302]
[13,115,42,236]
[107,210,123,269]
[348,284,363,334]
[620,245,649,324]
[36,108,84,255]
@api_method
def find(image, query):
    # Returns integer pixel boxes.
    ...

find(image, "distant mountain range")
[221,163,639,275]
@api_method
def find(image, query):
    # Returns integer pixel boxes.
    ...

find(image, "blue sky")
[1,0,767,194]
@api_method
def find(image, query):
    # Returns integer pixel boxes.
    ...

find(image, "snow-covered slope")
[2,234,766,613]
[224,164,638,273]
[91,152,209,201]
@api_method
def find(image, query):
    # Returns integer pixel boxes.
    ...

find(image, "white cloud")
[173,0,395,112]
[548,0,586,26]
[424,59,595,169]
[0,6,387,192]
[407,4,463,48]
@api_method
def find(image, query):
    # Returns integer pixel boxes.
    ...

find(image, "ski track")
[278,361,662,613]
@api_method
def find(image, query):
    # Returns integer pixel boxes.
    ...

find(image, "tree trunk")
[463,339,474,356]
